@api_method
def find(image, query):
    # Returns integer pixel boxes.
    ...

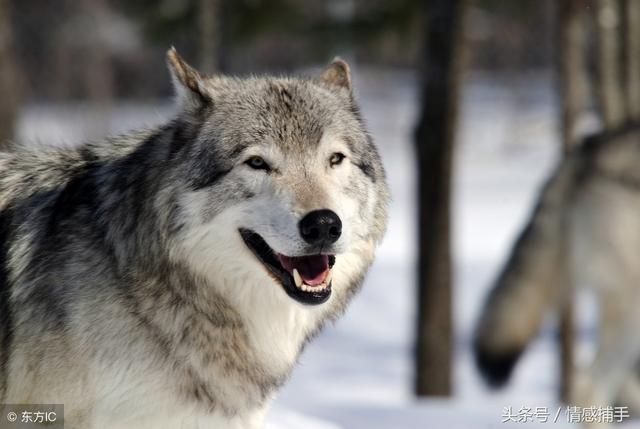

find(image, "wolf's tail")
[473,154,579,387]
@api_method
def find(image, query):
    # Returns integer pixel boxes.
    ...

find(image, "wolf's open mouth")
[239,229,335,305]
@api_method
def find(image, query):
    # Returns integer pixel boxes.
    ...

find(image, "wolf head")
[162,49,388,329]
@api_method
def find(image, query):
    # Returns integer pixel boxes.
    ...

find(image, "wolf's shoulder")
[0,128,155,210]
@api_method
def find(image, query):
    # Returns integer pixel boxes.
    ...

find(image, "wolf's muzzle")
[298,210,342,246]
[239,229,335,305]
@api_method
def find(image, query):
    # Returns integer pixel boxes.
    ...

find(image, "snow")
[14,70,639,428]
[265,409,341,429]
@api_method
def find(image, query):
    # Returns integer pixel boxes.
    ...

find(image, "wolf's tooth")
[293,269,303,288]
[325,270,333,285]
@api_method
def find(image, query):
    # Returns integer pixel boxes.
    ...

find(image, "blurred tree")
[414,0,468,397]
[198,0,218,72]
[557,0,586,404]
[595,0,624,128]
[0,0,19,147]
[623,0,640,121]
[52,0,74,100]
[80,0,115,103]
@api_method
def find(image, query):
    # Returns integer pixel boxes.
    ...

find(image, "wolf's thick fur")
[0,50,389,428]
[474,127,640,410]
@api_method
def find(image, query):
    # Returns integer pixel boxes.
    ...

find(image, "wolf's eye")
[245,156,271,171]
[329,152,346,167]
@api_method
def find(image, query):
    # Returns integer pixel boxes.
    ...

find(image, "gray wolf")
[474,127,640,414]
[0,49,389,428]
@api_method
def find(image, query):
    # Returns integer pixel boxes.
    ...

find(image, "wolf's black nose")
[299,210,342,245]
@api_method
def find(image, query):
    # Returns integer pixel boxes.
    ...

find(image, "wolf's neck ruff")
[0,49,389,428]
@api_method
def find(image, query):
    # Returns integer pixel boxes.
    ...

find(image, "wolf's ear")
[167,47,210,109]
[318,58,352,92]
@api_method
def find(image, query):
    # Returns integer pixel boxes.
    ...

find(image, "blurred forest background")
[0,0,554,104]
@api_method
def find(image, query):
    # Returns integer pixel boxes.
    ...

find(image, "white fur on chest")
[173,203,331,374]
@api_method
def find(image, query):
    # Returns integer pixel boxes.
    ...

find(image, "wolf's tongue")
[278,255,329,286]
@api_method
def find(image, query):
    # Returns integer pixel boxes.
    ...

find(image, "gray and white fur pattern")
[0,49,389,428]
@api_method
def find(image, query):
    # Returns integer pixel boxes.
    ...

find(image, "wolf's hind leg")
[613,361,640,416]
[572,288,640,412]
[616,377,640,416]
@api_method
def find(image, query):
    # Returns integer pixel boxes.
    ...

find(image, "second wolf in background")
[474,128,640,413]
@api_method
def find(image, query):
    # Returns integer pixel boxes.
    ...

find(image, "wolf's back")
[0,131,152,210]
[473,154,579,387]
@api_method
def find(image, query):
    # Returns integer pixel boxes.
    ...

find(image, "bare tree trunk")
[595,0,625,128]
[414,0,468,397]
[559,0,584,150]
[198,0,220,73]
[77,0,114,138]
[53,35,73,100]
[557,0,585,404]
[217,0,231,73]
[0,0,19,147]
[53,0,74,100]
[82,0,114,103]
[623,0,640,121]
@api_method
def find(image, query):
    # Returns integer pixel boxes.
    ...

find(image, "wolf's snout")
[298,210,342,245]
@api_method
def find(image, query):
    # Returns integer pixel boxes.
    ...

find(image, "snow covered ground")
[14,69,638,428]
